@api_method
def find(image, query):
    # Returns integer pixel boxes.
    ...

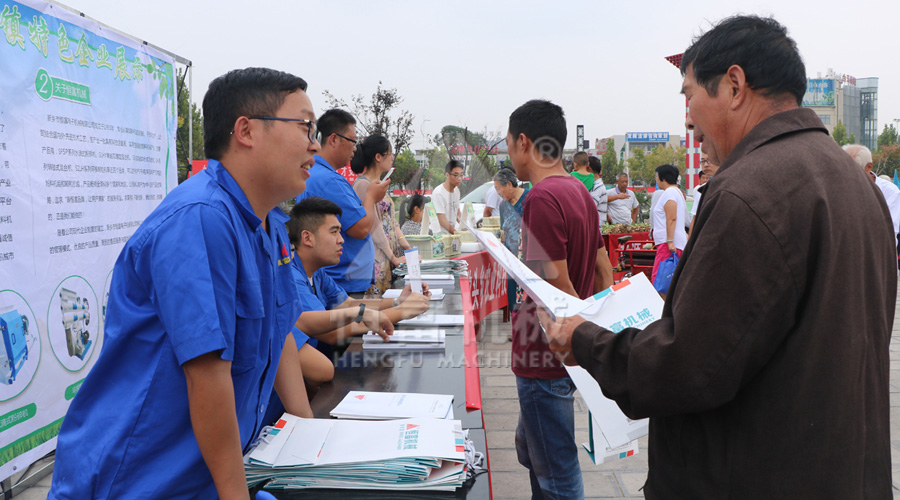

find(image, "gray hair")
[843,144,872,169]
[493,168,519,187]
[616,173,629,181]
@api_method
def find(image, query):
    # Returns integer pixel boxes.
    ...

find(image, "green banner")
[0,403,37,433]
[64,379,85,401]
[0,418,63,467]
[34,68,91,104]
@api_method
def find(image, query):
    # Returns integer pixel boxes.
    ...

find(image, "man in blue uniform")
[297,109,390,294]
[49,67,318,500]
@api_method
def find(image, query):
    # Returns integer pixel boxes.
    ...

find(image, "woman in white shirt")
[650,164,687,283]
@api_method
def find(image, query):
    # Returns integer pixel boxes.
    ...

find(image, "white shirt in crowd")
[874,176,900,236]
[431,183,460,235]
[651,185,688,250]
[484,185,501,213]
[690,182,707,218]
[606,186,639,224]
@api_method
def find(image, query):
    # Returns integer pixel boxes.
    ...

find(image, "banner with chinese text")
[0,0,177,480]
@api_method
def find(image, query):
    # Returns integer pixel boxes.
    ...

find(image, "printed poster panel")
[802,78,835,107]
[0,0,177,480]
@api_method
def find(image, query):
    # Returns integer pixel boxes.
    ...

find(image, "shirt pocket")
[273,264,299,343]
[232,279,264,372]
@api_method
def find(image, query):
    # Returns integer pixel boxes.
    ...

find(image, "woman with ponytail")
[350,135,411,296]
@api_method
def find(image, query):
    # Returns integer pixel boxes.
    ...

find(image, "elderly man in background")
[541,15,895,499]
[845,144,900,252]
[606,173,639,224]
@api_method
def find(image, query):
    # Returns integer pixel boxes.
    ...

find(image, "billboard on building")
[626,132,669,142]
[803,79,835,107]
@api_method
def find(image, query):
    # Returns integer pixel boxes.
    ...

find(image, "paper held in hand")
[462,220,665,464]
[404,247,423,294]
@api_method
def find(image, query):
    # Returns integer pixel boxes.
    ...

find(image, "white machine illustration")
[59,288,92,360]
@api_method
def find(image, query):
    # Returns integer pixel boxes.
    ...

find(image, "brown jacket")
[572,108,895,499]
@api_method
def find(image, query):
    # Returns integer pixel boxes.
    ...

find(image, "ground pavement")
[8,298,900,499]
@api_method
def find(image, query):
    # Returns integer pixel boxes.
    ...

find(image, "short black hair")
[681,15,806,105]
[203,68,308,160]
[573,151,589,166]
[318,108,356,142]
[445,160,463,174]
[288,197,343,246]
[588,156,602,175]
[508,100,566,161]
[350,134,391,174]
[656,164,679,185]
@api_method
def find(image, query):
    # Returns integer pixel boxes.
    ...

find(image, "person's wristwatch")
[354,303,366,323]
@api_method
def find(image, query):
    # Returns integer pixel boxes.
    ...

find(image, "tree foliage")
[175,68,204,181]
[322,81,415,155]
[600,138,621,186]
[877,124,899,151]
[391,148,420,187]
[831,121,854,146]
[874,144,900,178]
[625,146,685,186]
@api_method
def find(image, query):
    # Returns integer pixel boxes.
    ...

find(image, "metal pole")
[188,63,193,168]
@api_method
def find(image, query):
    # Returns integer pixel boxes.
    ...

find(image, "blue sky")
[60,0,900,150]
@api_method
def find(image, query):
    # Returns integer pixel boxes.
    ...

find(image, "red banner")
[455,251,508,411]
[455,252,508,324]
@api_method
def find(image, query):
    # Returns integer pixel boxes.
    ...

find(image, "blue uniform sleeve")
[329,177,367,230]
[138,204,237,365]
[316,270,349,310]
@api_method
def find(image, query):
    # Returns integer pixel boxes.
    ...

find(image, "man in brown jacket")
[540,15,896,499]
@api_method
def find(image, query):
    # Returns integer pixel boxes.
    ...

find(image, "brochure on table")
[382,288,445,301]
[397,314,465,327]
[245,414,467,491]
[464,221,665,461]
[330,391,454,420]
[363,329,445,344]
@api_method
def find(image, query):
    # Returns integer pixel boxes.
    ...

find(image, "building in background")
[804,69,878,151]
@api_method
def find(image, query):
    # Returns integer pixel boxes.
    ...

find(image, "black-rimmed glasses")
[248,116,318,143]
[332,132,358,144]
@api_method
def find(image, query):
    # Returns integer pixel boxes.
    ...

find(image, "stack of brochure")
[362,329,446,351]
[329,391,454,420]
[394,260,468,278]
[382,288,446,301]
[245,414,468,492]
[397,314,465,327]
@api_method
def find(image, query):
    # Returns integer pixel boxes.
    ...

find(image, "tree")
[877,124,898,151]
[625,149,649,185]
[873,144,900,178]
[391,148,420,187]
[435,125,504,197]
[175,68,204,182]
[601,138,621,186]
[831,121,853,146]
[322,82,415,155]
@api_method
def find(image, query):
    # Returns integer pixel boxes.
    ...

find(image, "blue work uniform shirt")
[49,160,300,500]
[296,155,373,292]
[263,257,349,425]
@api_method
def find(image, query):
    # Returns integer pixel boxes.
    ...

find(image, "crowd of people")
[45,13,899,500]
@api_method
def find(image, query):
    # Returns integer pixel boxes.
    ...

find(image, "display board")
[0,0,177,480]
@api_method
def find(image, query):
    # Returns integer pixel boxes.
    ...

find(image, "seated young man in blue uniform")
[49,68,318,500]
[288,196,431,359]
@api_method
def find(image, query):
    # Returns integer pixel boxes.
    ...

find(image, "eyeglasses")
[448,173,464,178]
[700,159,709,165]
[332,132,358,145]
[248,116,317,143]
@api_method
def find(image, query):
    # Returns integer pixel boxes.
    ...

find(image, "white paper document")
[461,221,589,320]
[245,414,468,491]
[404,248,423,294]
[363,329,446,343]
[330,391,454,420]
[382,288,445,301]
[398,314,465,327]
